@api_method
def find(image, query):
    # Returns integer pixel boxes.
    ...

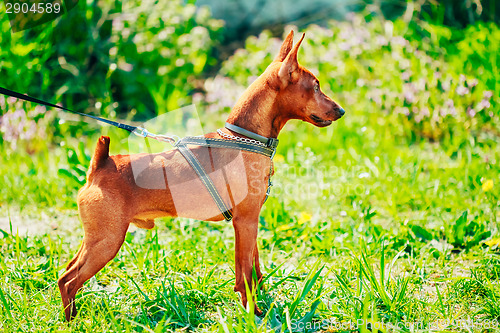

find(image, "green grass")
[0,112,499,332]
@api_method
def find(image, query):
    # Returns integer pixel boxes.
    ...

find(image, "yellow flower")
[482,179,494,192]
[298,212,312,224]
[273,154,285,163]
[485,238,500,247]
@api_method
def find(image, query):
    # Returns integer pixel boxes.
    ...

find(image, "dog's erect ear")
[274,30,294,62]
[278,33,305,85]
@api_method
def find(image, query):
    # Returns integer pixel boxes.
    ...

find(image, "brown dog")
[58,30,344,321]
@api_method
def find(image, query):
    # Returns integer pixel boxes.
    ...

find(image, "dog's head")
[270,30,345,127]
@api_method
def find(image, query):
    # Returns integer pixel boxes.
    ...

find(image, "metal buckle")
[266,138,279,149]
[132,127,149,138]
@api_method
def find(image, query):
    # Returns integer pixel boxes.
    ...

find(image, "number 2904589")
[6,1,62,14]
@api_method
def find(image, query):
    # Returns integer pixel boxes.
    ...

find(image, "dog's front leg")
[253,243,263,287]
[233,213,262,315]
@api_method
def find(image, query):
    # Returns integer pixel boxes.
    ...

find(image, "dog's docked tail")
[87,136,110,181]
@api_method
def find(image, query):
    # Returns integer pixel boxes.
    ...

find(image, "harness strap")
[176,141,234,221]
[175,136,278,221]
[180,136,275,158]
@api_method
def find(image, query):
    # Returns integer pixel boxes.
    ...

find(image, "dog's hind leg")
[58,221,128,321]
[58,195,130,321]
[63,243,84,272]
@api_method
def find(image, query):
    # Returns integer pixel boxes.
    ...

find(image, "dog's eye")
[313,83,319,92]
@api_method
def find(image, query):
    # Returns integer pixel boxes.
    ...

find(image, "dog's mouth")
[310,114,333,127]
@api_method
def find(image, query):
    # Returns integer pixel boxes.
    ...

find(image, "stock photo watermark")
[125,103,377,210]
[126,104,373,207]
[291,318,500,332]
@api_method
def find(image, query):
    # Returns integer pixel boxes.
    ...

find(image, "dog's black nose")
[338,107,345,117]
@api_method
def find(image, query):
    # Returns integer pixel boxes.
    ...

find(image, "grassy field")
[1,9,500,333]
[1,106,499,332]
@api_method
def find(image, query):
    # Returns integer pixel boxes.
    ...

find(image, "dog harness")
[175,123,278,221]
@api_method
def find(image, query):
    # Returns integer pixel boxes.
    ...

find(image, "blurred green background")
[0,0,499,331]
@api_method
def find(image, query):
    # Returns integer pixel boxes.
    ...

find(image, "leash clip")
[155,134,179,146]
[133,126,179,146]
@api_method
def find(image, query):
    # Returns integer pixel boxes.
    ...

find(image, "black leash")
[0,86,137,133]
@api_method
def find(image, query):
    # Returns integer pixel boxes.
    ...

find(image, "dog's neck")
[226,74,291,139]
